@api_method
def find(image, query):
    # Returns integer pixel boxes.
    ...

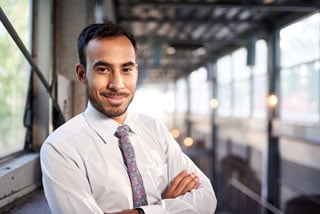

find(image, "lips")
[102,92,129,105]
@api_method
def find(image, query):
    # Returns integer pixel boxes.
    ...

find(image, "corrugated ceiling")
[105,0,319,83]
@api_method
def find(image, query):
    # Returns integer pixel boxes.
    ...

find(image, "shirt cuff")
[139,205,164,214]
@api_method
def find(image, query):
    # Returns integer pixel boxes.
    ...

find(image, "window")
[232,48,251,117]
[189,67,211,115]
[175,77,188,114]
[0,0,31,158]
[216,41,268,118]
[130,84,170,123]
[217,55,232,116]
[252,40,267,118]
[279,13,320,122]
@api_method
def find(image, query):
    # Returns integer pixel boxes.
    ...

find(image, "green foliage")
[0,0,31,155]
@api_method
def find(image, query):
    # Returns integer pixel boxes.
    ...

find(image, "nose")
[107,70,124,91]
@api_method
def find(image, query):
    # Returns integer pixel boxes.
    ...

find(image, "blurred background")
[0,0,320,213]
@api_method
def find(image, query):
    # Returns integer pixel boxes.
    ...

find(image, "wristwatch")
[136,208,145,214]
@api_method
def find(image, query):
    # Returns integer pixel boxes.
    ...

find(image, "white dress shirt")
[40,103,217,214]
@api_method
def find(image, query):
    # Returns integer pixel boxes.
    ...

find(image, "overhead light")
[183,137,194,147]
[171,129,180,139]
[166,46,176,55]
[267,94,278,108]
[210,98,219,109]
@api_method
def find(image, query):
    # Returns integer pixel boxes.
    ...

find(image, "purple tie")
[115,125,148,207]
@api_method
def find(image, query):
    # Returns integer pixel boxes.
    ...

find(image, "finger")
[168,170,189,191]
[181,174,200,193]
[195,181,200,188]
[164,175,199,199]
[174,172,198,194]
[165,170,190,198]
[177,173,199,194]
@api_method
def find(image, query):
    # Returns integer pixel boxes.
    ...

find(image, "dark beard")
[86,85,134,118]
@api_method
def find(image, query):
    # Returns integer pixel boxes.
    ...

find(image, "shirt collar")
[83,102,137,143]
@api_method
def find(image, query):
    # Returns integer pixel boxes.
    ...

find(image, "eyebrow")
[122,61,137,67]
[92,61,110,68]
[92,61,136,68]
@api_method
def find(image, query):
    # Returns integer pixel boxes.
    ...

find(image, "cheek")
[126,73,138,89]
[88,75,107,90]
[126,79,137,91]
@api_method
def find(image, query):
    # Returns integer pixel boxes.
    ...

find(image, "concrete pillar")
[31,0,53,150]
[54,0,96,118]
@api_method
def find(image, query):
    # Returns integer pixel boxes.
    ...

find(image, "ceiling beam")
[134,1,320,13]
[135,36,246,46]
[118,16,263,25]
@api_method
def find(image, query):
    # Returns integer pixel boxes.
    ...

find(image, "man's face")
[78,36,138,123]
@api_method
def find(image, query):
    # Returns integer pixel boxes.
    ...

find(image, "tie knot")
[115,124,131,138]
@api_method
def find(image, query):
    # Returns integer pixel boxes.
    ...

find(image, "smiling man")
[40,22,217,214]
[78,35,137,122]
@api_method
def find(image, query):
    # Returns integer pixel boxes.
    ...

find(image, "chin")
[102,106,128,118]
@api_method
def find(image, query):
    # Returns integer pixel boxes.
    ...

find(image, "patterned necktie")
[115,125,148,207]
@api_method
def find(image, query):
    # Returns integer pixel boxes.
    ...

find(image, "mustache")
[101,91,130,97]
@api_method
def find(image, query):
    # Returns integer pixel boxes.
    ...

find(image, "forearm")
[165,131,217,212]
[140,192,216,214]
[140,180,216,214]
[164,183,216,213]
[109,208,140,214]
[164,158,217,213]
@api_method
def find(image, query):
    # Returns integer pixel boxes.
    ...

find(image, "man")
[40,22,217,214]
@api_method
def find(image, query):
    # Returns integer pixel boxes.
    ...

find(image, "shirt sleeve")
[141,122,217,214]
[40,142,104,214]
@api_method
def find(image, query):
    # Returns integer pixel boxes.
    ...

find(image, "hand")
[108,208,139,214]
[164,170,200,199]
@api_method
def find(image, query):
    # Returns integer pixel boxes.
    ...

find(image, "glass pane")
[280,61,319,122]
[190,67,211,115]
[252,75,267,118]
[175,77,188,114]
[217,84,231,116]
[253,39,267,75]
[280,13,320,67]
[217,55,232,84]
[130,85,169,123]
[0,0,31,157]
[232,48,251,80]
[233,80,250,117]
[252,39,267,118]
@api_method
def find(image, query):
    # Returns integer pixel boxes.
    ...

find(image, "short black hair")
[77,21,137,67]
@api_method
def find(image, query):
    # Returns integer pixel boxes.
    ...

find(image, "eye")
[122,67,134,73]
[96,67,110,73]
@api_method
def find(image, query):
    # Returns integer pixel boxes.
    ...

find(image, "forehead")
[85,36,136,62]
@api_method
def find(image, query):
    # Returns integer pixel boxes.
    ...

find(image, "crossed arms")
[111,170,200,214]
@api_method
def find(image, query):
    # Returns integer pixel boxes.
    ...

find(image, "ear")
[75,63,86,84]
